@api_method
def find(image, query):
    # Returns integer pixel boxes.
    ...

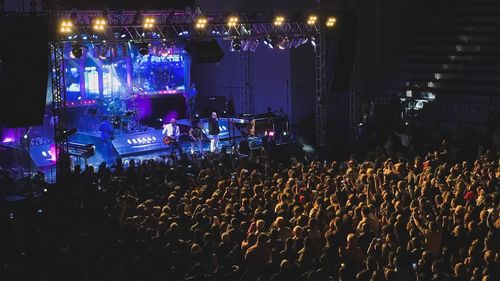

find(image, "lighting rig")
[49,9,336,179]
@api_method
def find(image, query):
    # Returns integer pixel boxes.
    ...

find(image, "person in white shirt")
[162,118,182,157]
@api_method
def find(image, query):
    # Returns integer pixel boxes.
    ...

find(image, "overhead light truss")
[55,10,320,42]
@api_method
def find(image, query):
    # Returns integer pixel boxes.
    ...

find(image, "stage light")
[273,16,285,26]
[2,137,14,143]
[59,20,73,33]
[310,36,316,47]
[307,15,318,25]
[71,44,83,59]
[143,17,155,29]
[326,17,336,28]
[231,39,241,52]
[99,44,109,59]
[263,37,274,49]
[93,18,107,31]
[195,17,208,29]
[139,42,149,55]
[277,37,288,50]
[227,16,239,28]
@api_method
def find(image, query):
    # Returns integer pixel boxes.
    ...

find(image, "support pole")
[239,51,252,114]
[50,42,69,182]
[315,32,327,147]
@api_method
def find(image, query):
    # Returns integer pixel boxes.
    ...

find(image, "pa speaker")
[331,14,357,91]
[0,15,49,127]
[185,39,224,63]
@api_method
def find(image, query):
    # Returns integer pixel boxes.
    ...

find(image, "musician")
[162,118,182,156]
[189,119,204,155]
[226,94,235,117]
[99,116,114,141]
[108,97,124,115]
[184,82,198,120]
[208,112,220,152]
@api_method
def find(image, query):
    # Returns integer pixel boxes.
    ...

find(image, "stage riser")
[111,130,168,157]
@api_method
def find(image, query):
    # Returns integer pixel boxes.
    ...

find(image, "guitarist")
[189,119,204,155]
[162,118,183,157]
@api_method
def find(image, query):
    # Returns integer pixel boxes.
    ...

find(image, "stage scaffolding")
[239,52,253,114]
[49,9,329,179]
[49,42,69,181]
[315,32,327,147]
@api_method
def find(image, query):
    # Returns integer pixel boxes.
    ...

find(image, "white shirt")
[162,123,180,139]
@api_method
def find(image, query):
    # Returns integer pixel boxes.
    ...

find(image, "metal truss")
[50,42,68,180]
[315,32,327,147]
[53,9,328,147]
[56,10,320,42]
[239,52,253,114]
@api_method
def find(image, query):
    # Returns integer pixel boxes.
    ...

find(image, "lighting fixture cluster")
[195,17,208,29]
[59,13,337,36]
[143,17,155,29]
[307,15,318,25]
[273,16,285,26]
[227,16,239,27]
[326,17,336,27]
[60,20,73,33]
[93,18,107,31]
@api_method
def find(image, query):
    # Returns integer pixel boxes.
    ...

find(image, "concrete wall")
[355,0,434,96]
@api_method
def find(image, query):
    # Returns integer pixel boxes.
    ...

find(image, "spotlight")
[248,39,260,52]
[310,36,316,47]
[139,42,149,56]
[242,39,259,52]
[277,37,288,50]
[307,15,318,25]
[231,39,241,52]
[93,18,107,31]
[227,16,239,27]
[195,17,208,29]
[263,37,274,49]
[273,16,285,26]
[99,44,109,59]
[59,20,73,33]
[143,17,155,29]
[326,17,336,28]
[71,44,83,59]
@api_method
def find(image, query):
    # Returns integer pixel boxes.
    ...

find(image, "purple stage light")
[49,144,57,162]
[137,98,153,119]
[1,129,16,144]
[163,111,179,123]
[2,137,14,143]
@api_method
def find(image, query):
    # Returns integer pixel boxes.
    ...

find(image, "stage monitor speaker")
[331,14,357,91]
[198,96,226,117]
[185,39,224,63]
[0,15,49,128]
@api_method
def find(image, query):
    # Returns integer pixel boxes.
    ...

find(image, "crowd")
[0,140,499,281]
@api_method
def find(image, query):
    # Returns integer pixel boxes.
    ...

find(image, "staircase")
[374,0,500,127]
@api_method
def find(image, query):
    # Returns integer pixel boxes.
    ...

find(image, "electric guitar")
[163,135,178,145]
[163,133,188,145]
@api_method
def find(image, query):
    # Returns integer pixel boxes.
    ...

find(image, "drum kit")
[86,94,143,135]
